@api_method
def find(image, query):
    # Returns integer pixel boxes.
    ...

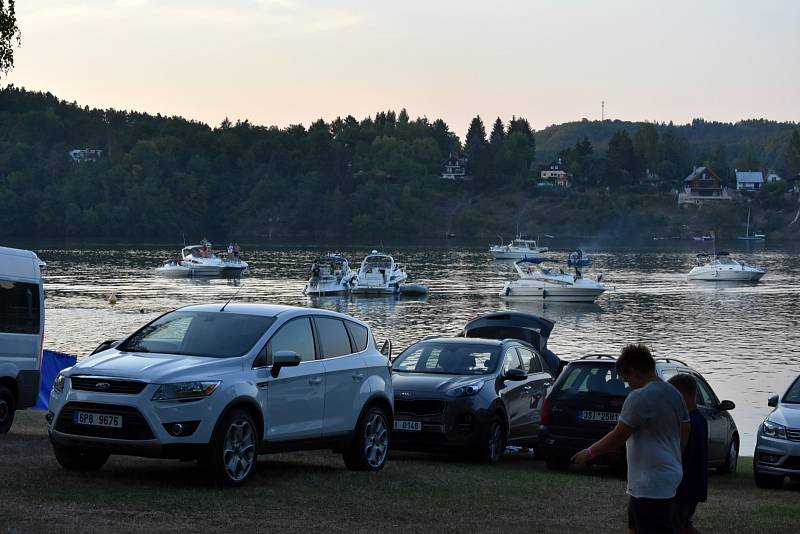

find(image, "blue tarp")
[35,350,77,410]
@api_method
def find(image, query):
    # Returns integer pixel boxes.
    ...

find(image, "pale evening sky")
[7,0,800,136]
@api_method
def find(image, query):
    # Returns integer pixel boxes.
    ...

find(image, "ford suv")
[47,304,393,486]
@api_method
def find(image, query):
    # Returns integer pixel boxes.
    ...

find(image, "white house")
[441,153,469,181]
[765,170,782,184]
[69,149,103,163]
[539,158,571,187]
[735,170,764,191]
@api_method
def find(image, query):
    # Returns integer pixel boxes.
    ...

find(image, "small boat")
[500,259,606,303]
[687,252,766,281]
[221,256,249,274]
[737,208,766,241]
[567,249,590,267]
[399,283,429,296]
[303,253,355,296]
[692,235,714,242]
[181,243,226,276]
[351,251,408,294]
[490,233,549,260]
[156,260,192,278]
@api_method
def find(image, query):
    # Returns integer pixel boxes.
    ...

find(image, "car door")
[693,373,727,462]
[516,347,552,440]
[315,316,368,437]
[499,347,528,441]
[258,316,326,442]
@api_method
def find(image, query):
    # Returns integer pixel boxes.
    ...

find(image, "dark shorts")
[671,500,698,531]
[628,496,675,534]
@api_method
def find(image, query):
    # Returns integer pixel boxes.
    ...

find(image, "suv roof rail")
[578,354,617,361]
[421,335,442,341]
[654,357,689,367]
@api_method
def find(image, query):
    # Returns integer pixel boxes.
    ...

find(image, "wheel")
[545,453,572,471]
[717,438,739,474]
[0,385,15,434]
[52,443,110,470]
[201,409,258,486]
[475,415,506,463]
[343,405,390,471]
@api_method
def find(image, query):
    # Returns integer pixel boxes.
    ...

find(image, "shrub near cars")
[754,374,800,488]
[47,304,393,486]
[540,355,739,473]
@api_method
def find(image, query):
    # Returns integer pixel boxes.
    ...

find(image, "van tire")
[0,385,15,434]
[343,405,390,471]
[52,443,110,470]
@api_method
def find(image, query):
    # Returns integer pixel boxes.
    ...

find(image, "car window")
[694,375,718,407]
[0,279,41,334]
[345,321,369,353]
[502,348,524,373]
[268,317,316,362]
[393,342,499,375]
[517,348,542,374]
[555,365,630,396]
[785,377,800,404]
[315,317,352,358]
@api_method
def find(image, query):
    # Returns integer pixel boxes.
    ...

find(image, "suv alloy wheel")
[476,415,506,463]
[202,409,258,486]
[343,405,390,471]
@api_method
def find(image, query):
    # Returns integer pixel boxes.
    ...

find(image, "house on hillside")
[69,149,103,163]
[736,170,765,191]
[539,158,572,187]
[441,153,470,181]
[678,166,732,204]
[765,170,782,184]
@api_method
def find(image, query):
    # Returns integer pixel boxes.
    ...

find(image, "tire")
[343,405,390,471]
[545,453,571,471]
[52,443,110,470]
[200,409,258,487]
[475,415,506,464]
[717,438,739,474]
[0,385,15,434]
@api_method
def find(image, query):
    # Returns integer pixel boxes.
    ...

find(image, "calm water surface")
[36,241,800,453]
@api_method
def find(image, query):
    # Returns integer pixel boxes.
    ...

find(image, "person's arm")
[680,420,690,452]
[572,421,634,465]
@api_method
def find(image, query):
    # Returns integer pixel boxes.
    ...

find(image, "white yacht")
[303,253,356,296]
[490,234,549,260]
[687,252,766,281]
[180,243,226,276]
[155,260,191,278]
[499,259,606,303]
[351,251,408,294]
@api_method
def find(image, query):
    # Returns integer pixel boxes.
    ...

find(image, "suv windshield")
[393,342,500,375]
[555,364,630,396]
[784,377,800,404]
[118,311,275,358]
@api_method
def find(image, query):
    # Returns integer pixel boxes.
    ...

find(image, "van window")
[0,279,41,334]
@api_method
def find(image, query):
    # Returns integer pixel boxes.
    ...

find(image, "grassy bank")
[1,411,798,533]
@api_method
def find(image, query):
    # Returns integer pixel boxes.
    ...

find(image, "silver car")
[754,375,800,488]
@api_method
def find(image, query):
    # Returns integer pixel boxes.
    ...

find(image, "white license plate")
[393,420,422,432]
[579,410,619,422]
[73,411,123,428]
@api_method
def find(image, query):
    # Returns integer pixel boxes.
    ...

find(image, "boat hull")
[499,282,605,303]
[688,270,765,282]
[304,282,350,296]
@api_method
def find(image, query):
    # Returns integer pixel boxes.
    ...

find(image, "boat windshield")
[363,256,393,269]
[711,258,738,266]
[393,342,500,375]
[117,311,275,358]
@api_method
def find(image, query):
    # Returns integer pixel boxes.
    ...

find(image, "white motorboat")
[181,243,226,276]
[351,251,408,294]
[687,252,766,281]
[156,260,191,278]
[499,259,606,303]
[222,256,249,274]
[489,233,549,260]
[303,253,355,295]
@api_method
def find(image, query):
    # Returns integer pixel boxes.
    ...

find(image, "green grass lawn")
[1,411,798,533]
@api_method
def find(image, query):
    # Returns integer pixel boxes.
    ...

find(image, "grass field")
[1,411,798,533]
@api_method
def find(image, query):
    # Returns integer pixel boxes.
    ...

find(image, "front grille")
[786,428,800,442]
[394,399,447,417]
[55,402,155,440]
[70,376,148,395]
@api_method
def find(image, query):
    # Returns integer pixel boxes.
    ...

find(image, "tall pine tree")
[464,115,490,180]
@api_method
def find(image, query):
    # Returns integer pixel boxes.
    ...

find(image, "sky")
[6,0,800,136]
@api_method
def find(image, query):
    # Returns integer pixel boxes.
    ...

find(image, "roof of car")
[566,354,692,369]
[417,336,504,347]
[179,303,363,323]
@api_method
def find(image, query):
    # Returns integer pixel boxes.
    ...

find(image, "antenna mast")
[601,100,605,121]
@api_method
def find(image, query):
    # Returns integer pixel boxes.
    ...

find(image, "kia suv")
[754,374,800,488]
[47,304,393,486]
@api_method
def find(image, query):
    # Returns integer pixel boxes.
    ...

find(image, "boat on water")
[567,249,590,267]
[351,251,408,294]
[180,243,227,276]
[303,253,355,295]
[155,260,192,278]
[499,258,606,303]
[489,234,549,260]
[737,208,766,241]
[687,252,766,281]
[692,234,714,242]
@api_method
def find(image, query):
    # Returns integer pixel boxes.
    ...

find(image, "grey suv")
[754,374,800,488]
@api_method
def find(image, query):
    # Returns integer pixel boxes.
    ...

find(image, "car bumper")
[539,425,624,464]
[391,398,493,452]
[754,434,800,476]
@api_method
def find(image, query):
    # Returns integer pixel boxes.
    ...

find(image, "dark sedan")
[391,337,556,462]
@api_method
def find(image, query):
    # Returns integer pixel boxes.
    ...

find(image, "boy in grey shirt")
[573,344,689,534]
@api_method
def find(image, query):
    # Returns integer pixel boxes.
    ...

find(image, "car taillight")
[541,397,551,425]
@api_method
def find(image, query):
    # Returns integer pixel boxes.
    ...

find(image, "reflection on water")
[36,242,800,453]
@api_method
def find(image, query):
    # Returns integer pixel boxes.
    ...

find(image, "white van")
[0,246,45,433]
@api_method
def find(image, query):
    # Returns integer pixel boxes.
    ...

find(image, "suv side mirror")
[718,400,735,411]
[91,339,120,355]
[380,340,392,359]
[271,350,302,378]
[504,368,527,381]
[768,394,779,407]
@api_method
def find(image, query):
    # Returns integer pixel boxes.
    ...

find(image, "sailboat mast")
[746,208,751,237]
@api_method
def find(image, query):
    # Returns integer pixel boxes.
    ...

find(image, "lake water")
[34,240,800,453]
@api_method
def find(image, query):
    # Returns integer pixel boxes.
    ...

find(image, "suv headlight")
[761,420,787,439]
[446,380,486,398]
[52,372,68,394]
[152,381,220,401]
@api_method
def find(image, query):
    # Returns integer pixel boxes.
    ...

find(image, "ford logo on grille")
[95,382,112,390]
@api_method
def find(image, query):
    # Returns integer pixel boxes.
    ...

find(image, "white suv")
[47,304,393,486]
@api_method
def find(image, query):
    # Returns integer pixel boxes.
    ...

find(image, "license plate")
[579,410,619,423]
[393,420,422,432]
[73,411,123,428]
